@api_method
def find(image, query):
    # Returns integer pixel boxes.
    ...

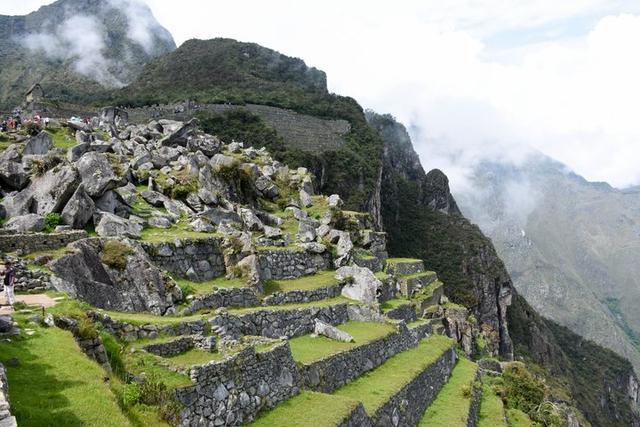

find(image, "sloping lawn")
[288,321,396,364]
[334,335,454,415]
[263,270,338,295]
[0,323,130,427]
[250,391,361,427]
[478,383,508,427]
[419,357,479,426]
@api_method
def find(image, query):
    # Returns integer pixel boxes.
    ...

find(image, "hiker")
[2,260,15,306]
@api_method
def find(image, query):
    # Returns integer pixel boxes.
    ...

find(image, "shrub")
[501,362,546,414]
[44,212,62,232]
[100,331,126,378]
[461,384,472,398]
[76,316,99,340]
[24,121,42,136]
[101,241,134,270]
[121,382,142,407]
[12,301,28,310]
[140,372,168,406]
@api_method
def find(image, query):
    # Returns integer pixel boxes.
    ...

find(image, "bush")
[122,382,142,407]
[44,212,62,232]
[76,316,99,340]
[100,331,126,378]
[101,241,134,270]
[501,362,546,414]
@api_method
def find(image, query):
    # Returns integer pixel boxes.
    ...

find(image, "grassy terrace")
[419,357,479,426]
[506,408,534,427]
[226,296,353,315]
[263,270,338,295]
[478,383,507,427]
[0,320,131,427]
[175,276,247,296]
[250,391,361,427]
[121,350,193,389]
[334,335,455,415]
[385,257,423,265]
[139,222,216,243]
[380,297,412,312]
[401,271,437,281]
[289,321,396,364]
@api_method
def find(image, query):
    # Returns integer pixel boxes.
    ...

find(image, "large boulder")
[95,213,142,238]
[76,152,120,197]
[61,185,95,228]
[50,239,181,315]
[314,319,354,342]
[187,135,221,156]
[1,192,34,217]
[335,265,381,304]
[4,214,45,232]
[19,164,79,215]
[159,119,198,146]
[0,160,29,190]
[23,131,53,155]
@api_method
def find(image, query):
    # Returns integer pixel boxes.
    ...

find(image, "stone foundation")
[141,237,225,281]
[299,323,419,393]
[176,341,300,426]
[371,346,457,426]
[262,283,343,306]
[181,288,259,315]
[211,304,350,340]
[257,249,332,280]
[0,230,87,254]
[386,303,418,323]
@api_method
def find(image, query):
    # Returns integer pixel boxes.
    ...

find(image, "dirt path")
[0,294,58,315]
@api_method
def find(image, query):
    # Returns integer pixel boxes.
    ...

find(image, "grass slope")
[263,270,338,295]
[0,324,130,427]
[250,391,361,427]
[288,321,396,364]
[419,357,478,426]
[478,384,508,427]
[334,335,454,415]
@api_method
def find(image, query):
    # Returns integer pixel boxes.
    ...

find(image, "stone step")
[332,335,457,426]
[294,321,421,393]
[398,271,438,298]
[262,270,344,305]
[418,357,481,427]
[384,258,425,276]
[381,298,418,323]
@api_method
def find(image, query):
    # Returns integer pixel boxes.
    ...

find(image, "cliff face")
[367,111,513,359]
[0,0,176,109]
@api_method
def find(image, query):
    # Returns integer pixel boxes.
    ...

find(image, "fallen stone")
[95,213,142,238]
[328,194,343,208]
[4,214,45,232]
[61,184,95,228]
[23,131,53,155]
[77,152,120,197]
[336,265,381,304]
[314,319,354,342]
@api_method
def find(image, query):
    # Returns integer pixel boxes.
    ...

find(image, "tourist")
[2,260,15,306]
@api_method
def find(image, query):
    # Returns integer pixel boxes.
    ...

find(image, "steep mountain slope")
[0,0,175,109]
[456,155,640,373]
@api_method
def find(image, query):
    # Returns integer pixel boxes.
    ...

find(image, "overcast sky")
[6,0,640,189]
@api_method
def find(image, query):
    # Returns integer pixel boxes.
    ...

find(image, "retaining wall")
[262,283,343,306]
[0,363,16,427]
[257,249,331,280]
[0,230,87,253]
[181,287,259,315]
[89,311,206,341]
[141,237,225,281]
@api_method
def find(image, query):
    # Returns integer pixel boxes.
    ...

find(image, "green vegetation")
[385,257,422,265]
[139,218,214,243]
[506,408,535,427]
[380,297,412,312]
[226,296,352,315]
[47,128,77,151]
[165,348,224,367]
[263,270,337,295]
[419,358,479,426]
[174,276,247,297]
[478,383,508,427]
[98,309,208,327]
[101,240,134,270]
[0,322,131,427]
[499,363,545,414]
[334,335,454,414]
[121,350,192,389]
[250,391,362,427]
[288,321,396,364]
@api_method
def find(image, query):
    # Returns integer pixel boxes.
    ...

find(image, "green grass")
[401,271,436,281]
[385,258,422,265]
[506,408,535,427]
[0,322,131,426]
[165,348,224,367]
[289,321,396,364]
[478,383,508,427]
[139,221,215,243]
[175,276,247,296]
[263,270,337,295]
[121,350,192,389]
[380,297,412,312]
[98,309,209,326]
[47,128,77,151]
[406,319,430,329]
[250,391,362,427]
[303,196,329,219]
[334,335,454,414]
[226,296,353,315]
[419,358,479,426]
[374,271,389,280]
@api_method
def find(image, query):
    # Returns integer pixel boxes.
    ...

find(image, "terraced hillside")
[0,115,588,426]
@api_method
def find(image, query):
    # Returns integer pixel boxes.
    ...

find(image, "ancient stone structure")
[257,249,331,280]
[89,311,207,341]
[181,288,259,315]
[262,283,343,305]
[0,230,87,253]
[141,237,226,281]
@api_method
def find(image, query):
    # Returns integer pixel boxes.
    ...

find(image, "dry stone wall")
[0,363,16,427]
[90,311,206,341]
[141,237,225,281]
[0,230,87,253]
[262,283,343,305]
[211,304,350,340]
[299,323,420,393]
[257,249,331,280]
[175,342,300,426]
[339,404,372,427]
[372,346,457,426]
[181,287,259,315]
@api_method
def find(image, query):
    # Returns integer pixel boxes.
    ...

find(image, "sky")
[5,0,640,190]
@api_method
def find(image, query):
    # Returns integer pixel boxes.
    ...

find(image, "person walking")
[2,261,16,306]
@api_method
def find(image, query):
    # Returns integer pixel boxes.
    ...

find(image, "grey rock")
[210,154,237,170]
[68,142,90,162]
[95,213,142,238]
[77,152,119,197]
[190,218,214,232]
[149,216,171,229]
[141,190,168,207]
[299,189,312,208]
[114,183,138,206]
[4,214,45,232]
[240,208,264,231]
[61,184,95,228]
[336,265,381,304]
[328,194,343,208]
[255,175,279,199]
[314,319,354,342]
[159,119,198,146]
[23,131,53,155]
[187,135,222,156]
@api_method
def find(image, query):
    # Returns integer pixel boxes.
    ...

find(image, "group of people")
[1,261,15,307]
[1,115,22,132]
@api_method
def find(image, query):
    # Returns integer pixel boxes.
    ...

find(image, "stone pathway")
[0,294,58,315]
